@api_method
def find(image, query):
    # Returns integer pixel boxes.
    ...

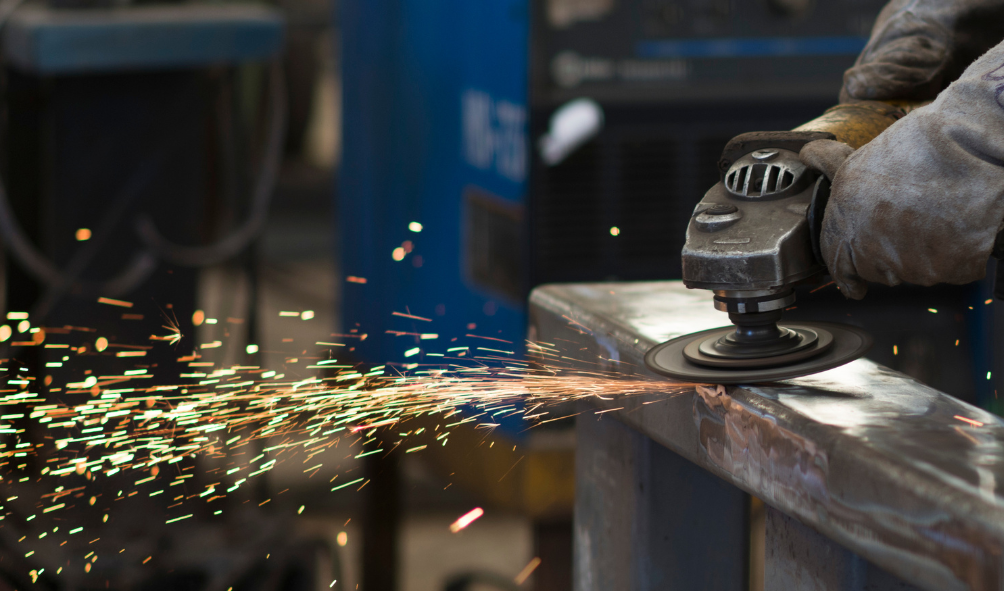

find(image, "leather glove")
[800,40,1004,299]
[842,0,1004,101]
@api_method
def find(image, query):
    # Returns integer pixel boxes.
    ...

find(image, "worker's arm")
[801,40,1004,299]
[842,0,1004,102]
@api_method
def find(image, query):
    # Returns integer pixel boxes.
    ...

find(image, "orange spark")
[449,507,484,533]
[514,557,541,585]
[97,297,133,308]
[392,311,432,322]
[954,415,984,427]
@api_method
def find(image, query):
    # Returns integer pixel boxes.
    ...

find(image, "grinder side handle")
[793,100,929,150]
[797,100,929,267]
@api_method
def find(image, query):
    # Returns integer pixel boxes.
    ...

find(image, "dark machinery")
[645,101,928,383]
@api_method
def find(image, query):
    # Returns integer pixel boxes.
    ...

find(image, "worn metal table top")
[529,281,1004,591]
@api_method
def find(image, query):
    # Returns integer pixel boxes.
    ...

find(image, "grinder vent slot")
[727,163,794,197]
[724,150,805,199]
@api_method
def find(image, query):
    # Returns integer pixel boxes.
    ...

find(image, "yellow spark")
[609,226,620,236]
[514,557,541,585]
[116,351,146,358]
[409,222,423,232]
[75,228,92,241]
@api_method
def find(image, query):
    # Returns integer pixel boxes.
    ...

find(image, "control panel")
[531,0,887,105]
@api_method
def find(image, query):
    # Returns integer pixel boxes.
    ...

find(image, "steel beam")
[531,281,1004,591]
[575,409,749,590]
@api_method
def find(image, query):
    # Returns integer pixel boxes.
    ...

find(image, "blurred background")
[0,0,998,589]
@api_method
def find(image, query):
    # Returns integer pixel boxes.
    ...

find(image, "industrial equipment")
[644,117,875,381]
[644,99,999,384]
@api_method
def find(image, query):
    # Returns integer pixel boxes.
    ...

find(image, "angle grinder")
[645,101,924,384]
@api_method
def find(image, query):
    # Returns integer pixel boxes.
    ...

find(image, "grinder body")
[644,102,919,383]
[683,101,917,314]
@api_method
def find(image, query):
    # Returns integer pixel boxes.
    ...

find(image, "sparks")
[0,307,687,586]
[514,557,542,584]
[97,297,133,308]
[449,507,484,533]
[954,415,984,427]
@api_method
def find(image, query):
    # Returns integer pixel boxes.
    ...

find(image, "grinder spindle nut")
[712,290,795,314]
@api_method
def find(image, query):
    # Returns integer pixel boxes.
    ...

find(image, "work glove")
[799,40,1004,299]
[842,0,1004,102]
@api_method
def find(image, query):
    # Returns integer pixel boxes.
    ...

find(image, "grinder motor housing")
[682,100,919,319]
[682,130,835,314]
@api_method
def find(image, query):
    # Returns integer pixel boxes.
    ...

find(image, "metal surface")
[530,280,1004,591]
[575,408,749,590]
[765,505,922,591]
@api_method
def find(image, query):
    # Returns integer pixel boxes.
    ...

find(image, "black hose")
[0,58,287,316]
[135,60,287,268]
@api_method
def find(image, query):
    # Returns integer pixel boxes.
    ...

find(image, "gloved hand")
[800,40,1004,299]
[842,0,1004,101]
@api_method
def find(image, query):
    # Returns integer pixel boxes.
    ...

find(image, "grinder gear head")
[645,130,872,383]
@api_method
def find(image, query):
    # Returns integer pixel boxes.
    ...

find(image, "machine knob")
[705,204,738,216]
[751,149,779,161]
[694,204,742,232]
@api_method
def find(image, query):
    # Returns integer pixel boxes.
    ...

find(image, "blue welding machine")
[340,1,530,364]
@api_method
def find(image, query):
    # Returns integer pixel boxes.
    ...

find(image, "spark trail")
[0,308,690,582]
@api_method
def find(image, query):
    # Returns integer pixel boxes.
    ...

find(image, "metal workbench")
[529,281,1004,591]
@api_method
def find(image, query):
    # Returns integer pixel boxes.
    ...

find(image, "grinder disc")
[644,321,871,384]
